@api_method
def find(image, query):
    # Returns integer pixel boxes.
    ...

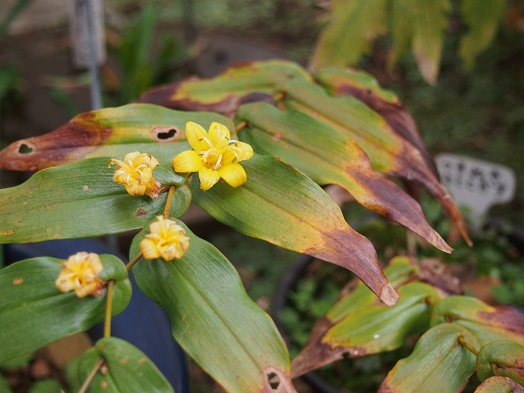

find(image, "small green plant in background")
[108,4,191,105]
[312,0,508,84]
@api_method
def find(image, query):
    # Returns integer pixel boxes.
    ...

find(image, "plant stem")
[126,251,143,271]
[458,336,478,355]
[406,231,417,257]
[235,121,247,132]
[273,91,286,102]
[78,358,105,393]
[163,186,176,217]
[104,280,115,338]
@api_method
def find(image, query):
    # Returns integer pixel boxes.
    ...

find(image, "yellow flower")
[55,252,104,298]
[140,216,190,261]
[109,152,161,199]
[172,122,254,190]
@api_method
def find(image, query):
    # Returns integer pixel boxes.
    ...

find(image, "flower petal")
[126,182,146,196]
[199,167,221,190]
[229,141,254,162]
[209,122,231,149]
[218,163,247,188]
[186,122,210,152]
[173,150,204,173]
[140,237,161,260]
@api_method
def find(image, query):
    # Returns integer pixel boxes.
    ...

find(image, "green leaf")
[0,374,12,393]
[477,341,524,385]
[190,154,397,305]
[0,158,191,243]
[0,351,34,369]
[0,255,131,363]
[281,79,471,244]
[139,60,311,114]
[130,220,294,393]
[76,337,174,393]
[391,0,451,84]
[291,282,441,377]
[0,103,233,171]
[378,323,480,392]
[475,376,524,393]
[460,0,507,68]
[237,102,451,253]
[310,0,387,70]
[432,296,524,347]
[29,379,63,393]
[389,0,416,68]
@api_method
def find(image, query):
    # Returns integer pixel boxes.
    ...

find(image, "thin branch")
[126,251,143,271]
[163,186,176,217]
[104,280,115,338]
[235,121,247,132]
[78,358,105,393]
[273,91,286,102]
[458,336,478,356]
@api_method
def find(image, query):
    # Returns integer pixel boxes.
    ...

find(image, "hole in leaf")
[18,144,33,154]
[152,127,180,142]
[267,372,280,390]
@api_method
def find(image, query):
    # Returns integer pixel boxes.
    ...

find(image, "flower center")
[199,147,222,169]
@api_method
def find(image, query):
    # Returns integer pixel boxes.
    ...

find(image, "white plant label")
[436,153,516,231]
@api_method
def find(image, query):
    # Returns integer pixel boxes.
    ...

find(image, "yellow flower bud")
[55,252,104,298]
[140,216,190,261]
[109,152,161,198]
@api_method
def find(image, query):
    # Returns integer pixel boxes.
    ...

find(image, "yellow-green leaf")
[460,0,507,68]
[281,79,470,244]
[432,296,524,347]
[139,60,311,115]
[237,102,451,253]
[291,281,441,377]
[310,0,387,70]
[391,0,451,84]
[326,256,419,323]
[313,67,439,177]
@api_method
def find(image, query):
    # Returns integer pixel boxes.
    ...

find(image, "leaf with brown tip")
[280,79,471,245]
[0,104,233,171]
[190,154,398,306]
[236,102,451,253]
[432,296,524,347]
[291,282,442,378]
